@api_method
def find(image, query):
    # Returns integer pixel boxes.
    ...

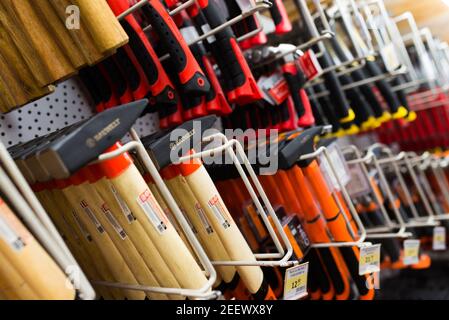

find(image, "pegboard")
[0,78,160,148]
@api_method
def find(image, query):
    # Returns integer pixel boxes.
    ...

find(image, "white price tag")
[380,43,401,72]
[283,262,309,300]
[433,227,446,251]
[359,244,381,275]
[319,144,351,190]
[346,165,371,197]
[403,239,420,265]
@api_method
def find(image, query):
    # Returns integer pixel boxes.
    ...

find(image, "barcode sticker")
[79,200,105,234]
[208,195,231,230]
[403,239,420,265]
[137,189,168,234]
[195,203,214,234]
[433,227,446,251]
[71,210,92,242]
[359,244,381,275]
[283,262,309,300]
[0,214,25,251]
[110,184,135,223]
[179,208,197,234]
[101,204,127,240]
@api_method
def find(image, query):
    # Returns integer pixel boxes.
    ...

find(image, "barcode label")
[0,212,25,251]
[137,189,168,234]
[180,208,198,234]
[79,200,105,234]
[101,204,127,240]
[71,210,93,242]
[195,203,213,234]
[201,24,216,44]
[208,195,231,230]
[110,184,135,223]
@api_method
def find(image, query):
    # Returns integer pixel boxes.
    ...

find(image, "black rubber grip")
[351,69,385,118]
[319,52,351,121]
[269,0,284,27]
[101,57,128,99]
[141,2,209,94]
[114,48,141,93]
[339,74,373,124]
[307,249,332,295]
[319,248,346,295]
[365,60,401,114]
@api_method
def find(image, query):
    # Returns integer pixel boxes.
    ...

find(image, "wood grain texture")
[49,0,104,64]
[3,0,76,85]
[34,0,87,69]
[0,198,75,300]
[62,184,144,300]
[95,177,182,300]
[0,247,40,300]
[82,181,168,300]
[164,174,238,284]
[183,164,264,294]
[109,164,208,292]
[73,0,128,53]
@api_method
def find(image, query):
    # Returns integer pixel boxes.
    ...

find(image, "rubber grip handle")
[365,60,403,116]
[78,68,105,112]
[319,52,352,122]
[107,0,178,109]
[350,68,385,118]
[100,57,134,104]
[141,0,210,95]
[307,249,333,298]
[338,74,373,125]
[282,63,315,126]
[269,0,292,34]
[197,0,262,105]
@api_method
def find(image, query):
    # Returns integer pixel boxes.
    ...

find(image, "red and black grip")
[141,0,210,95]
[196,0,263,105]
[269,0,292,35]
[282,62,315,127]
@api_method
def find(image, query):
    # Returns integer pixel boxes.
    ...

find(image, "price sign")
[433,227,446,251]
[359,244,381,275]
[283,262,309,300]
[403,239,420,265]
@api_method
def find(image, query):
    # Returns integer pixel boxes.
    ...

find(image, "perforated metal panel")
[0,78,160,148]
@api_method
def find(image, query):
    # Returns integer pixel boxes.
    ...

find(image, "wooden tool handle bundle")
[0,0,128,112]
[0,196,75,300]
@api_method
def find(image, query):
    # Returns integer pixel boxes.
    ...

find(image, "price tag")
[283,262,309,300]
[433,227,446,251]
[346,165,371,198]
[403,239,420,265]
[359,244,381,275]
[319,143,351,191]
[298,50,323,80]
[380,43,401,72]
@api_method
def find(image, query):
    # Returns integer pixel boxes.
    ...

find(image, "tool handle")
[269,0,292,34]
[196,0,262,104]
[141,0,209,94]
[365,59,404,118]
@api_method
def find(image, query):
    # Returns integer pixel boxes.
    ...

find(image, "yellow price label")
[359,244,381,275]
[403,240,420,265]
[283,262,309,300]
[433,227,446,251]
